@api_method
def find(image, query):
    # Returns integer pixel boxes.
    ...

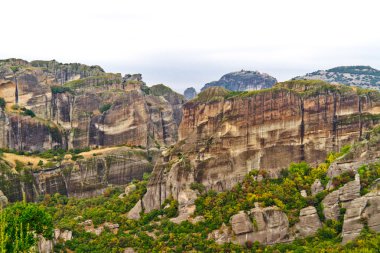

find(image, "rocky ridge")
[293,66,380,90]
[201,70,277,91]
[0,58,184,152]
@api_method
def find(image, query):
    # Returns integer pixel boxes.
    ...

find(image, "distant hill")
[201,70,277,91]
[183,87,197,100]
[293,66,380,90]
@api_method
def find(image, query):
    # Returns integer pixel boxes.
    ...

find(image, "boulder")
[339,175,361,204]
[295,206,322,237]
[208,223,232,244]
[248,206,290,245]
[124,248,136,253]
[322,177,361,220]
[38,235,53,253]
[60,230,73,241]
[125,184,137,196]
[127,200,142,220]
[311,179,324,196]
[322,190,340,220]
[342,190,380,244]
[230,211,253,235]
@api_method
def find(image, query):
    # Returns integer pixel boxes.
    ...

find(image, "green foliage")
[190,182,206,194]
[21,108,36,118]
[0,98,5,109]
[51,85,72,94]
[99,103,112,113]
[358,162,380,195]
[0,201,53,252]
[149,84,176,97]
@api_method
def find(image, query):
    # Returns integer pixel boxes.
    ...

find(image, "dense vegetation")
[0,123,379,252]
[0,143,371,252]
[0,200,53,252]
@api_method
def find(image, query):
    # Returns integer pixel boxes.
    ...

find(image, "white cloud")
[1,0,379,92]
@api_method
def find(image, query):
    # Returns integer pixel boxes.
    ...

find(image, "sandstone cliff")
[0,59,184,151]
[0,147,152,202]
[134,80,380,217]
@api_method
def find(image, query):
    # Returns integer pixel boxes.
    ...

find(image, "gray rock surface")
[311,179,324,196]
[295,206,322,237]
[127,200,143,220]
[208,223,231,244]
[322,190,341,220]
[342,190,380,244]
[230,211,253,235]
[184,87,197,100]
[201,70,277,91]
[0,190,8,207]
[322,176,361,220]
[293,66,380,90]
[38,235,53,253]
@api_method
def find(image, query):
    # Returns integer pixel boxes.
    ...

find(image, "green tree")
[1,201,53,252]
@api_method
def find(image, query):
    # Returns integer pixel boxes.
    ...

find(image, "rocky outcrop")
[202,70,277,91]
[293,66,380,90]
[208,223,231,244]
[135,80,380,216]
[0,59,184,152]
[38,235,54,253]
[294,206,322,237]
[184,87,197,100]
[212,205,291,246]
[311,179,324,196]
[0,190,8,207]
[342,190,380,244]
[322,175,361,220]
[0,147,153,202]
[55,229,73,242]
[230,211,253,235]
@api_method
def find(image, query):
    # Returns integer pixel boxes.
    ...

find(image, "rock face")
[311,179,324,196]
[0,147,152,202]
[294,206,322,237]
[0,190,8,207]
[230,211,253,235]
[0,59,184,152]
[38,235,53,253]
[201,70,277,91]
[342,190,380,244]
[134,80,380,216]
[293,66,380,90]
[184,87,197,100]
[219,206,291,246]
[322,175,361,220]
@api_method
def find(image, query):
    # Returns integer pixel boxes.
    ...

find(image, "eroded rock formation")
[202,70,277,91]
[0,147,152,202]
[0,59,184,152]
[136,80,380,217]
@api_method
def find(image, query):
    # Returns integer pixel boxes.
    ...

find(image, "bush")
[99,104,112,113]
[51,86,72,94]
[0,98,5,109]
[22,109,36,117]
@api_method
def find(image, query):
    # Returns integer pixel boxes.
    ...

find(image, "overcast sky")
[1,0,380,93]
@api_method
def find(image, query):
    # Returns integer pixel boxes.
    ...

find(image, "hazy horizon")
[1,0,380,93]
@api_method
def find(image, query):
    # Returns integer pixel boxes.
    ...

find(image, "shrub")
[0,98,5,109]
[51,86,72,94]
[99,104,112,113]
[21,109,36,118]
